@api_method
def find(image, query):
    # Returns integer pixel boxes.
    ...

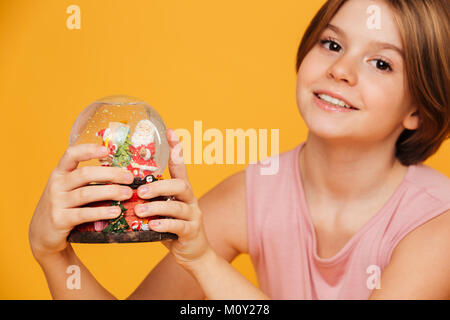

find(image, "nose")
[327,56,358,86]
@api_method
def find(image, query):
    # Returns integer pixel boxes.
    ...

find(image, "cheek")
[358,77,411,138]
[296,50,328,107]
[298,49,329,84]
[360,75,406,118]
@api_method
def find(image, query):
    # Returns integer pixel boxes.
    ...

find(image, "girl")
[29,0,450,299]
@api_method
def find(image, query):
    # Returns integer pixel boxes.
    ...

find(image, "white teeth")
[317,94,352,109]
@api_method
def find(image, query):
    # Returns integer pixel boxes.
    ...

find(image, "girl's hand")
[29,144,135,261]
[134,129,213,270]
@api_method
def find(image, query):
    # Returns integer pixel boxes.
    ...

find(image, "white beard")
[131,120,155,147]
[131,132,154,147]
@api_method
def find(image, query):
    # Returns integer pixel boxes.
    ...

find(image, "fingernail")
[122,187,132,196]
[123,171,134,183]
[139,186,149,195]
[109,206,121,215]
[170,129,179,142]
[135,204,146,214]
[99,146,108,153]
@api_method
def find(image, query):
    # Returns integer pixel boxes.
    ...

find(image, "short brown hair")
[295,0,450,165]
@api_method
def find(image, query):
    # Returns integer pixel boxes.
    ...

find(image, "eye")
[370,59,393,72]
[319,36,394,73]
[319,37,342,53]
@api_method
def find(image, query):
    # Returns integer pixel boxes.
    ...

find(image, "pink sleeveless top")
[245,142,450,299]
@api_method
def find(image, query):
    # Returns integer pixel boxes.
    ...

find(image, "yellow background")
[0,0,448,299]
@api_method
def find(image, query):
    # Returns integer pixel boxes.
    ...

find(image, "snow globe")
[67,95,178,243]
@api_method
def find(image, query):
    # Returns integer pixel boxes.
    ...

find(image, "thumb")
[161,239,173,250]
[166,128,190,185]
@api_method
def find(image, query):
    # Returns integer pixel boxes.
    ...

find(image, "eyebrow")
[325,23,404,58]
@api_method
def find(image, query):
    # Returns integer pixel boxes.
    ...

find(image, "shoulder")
[198,170,248,258]
[394,208,450,256]
[406,164,450,202]
[391,164,450,224]
[392,165,450,279]
[371,209,450,299]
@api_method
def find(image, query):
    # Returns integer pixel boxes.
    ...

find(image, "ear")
[402,108,420,130]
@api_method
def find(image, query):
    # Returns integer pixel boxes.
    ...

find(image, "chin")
[308,124,354,141]
[300,112,358,143]
[297,98,359,143]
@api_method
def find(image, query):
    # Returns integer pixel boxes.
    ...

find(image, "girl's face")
[296,0,419,145]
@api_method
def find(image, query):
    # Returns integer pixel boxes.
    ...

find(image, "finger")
[59,206,122,229]
[161,239,173,250]
[56,144,109,173]
[64,184,133,208]
[65,166,135,191]
[134,200,193,220]
[166,129,190,185]
[147,218,196,238]
[137,178,195,204]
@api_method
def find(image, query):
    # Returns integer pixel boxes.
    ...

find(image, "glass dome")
[70,95,169,178]
[67,95,176,243]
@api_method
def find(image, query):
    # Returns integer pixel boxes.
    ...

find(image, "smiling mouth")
[313,92,359,110]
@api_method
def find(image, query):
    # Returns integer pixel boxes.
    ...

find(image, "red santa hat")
[96,128,106,138]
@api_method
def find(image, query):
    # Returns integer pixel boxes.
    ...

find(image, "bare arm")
[127,170,258,299]
[369,209,450,299]
[183,246,269,300]
[36,244,117,300]
[29,144,135,299]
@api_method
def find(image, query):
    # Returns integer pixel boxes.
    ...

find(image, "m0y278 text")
[223,304,270,315]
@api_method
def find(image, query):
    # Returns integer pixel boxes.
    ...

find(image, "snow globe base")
[67,230,178,243]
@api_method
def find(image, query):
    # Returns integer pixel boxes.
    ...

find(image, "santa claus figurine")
[127,119,159,178]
